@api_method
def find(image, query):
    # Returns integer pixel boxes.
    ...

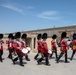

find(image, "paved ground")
[0,50,76,75]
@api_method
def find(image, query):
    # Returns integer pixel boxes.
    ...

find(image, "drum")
[48,49,52,54]
[22,48,28,55]
[26,47,31,51]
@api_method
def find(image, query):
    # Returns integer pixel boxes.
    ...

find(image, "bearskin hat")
[8,33,13,38]
[21,34,27,39]
[52,34,57,39]
[12,36,15,40]
[42,33,47,39]
[61,32,67,39]
[15,32,21,38]
[0,34,3,39]
[73,33,76,40]
[37,34,42,40]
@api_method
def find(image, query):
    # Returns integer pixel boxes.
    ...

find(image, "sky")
[0,0,76,33]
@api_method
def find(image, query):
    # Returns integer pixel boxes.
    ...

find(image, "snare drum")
[48,49,52,54]
[22,48,28,55]
[26,47,31,51]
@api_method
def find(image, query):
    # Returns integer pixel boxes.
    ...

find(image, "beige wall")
[3,34,37,51]
[3,38,8,50]
[46,38,52,50]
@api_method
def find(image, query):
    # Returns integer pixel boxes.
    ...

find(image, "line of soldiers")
[0,32,76,66]
[0,32,30,67]
[34,32,76,66]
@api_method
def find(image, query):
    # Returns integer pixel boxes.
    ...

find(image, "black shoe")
[50,55,52,58]
[37,60,40,65]
[65,61,70,63]
[8,56,12,59]
[26,58,30,61]
[0,60,3,62]
[70,58,72,60]
[20,64,24,67]
[56,60,59,63]
[46,64,50,66]
[12,59,15,64]
[34,57,37,60]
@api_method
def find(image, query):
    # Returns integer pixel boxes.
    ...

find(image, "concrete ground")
[0,50,76,75]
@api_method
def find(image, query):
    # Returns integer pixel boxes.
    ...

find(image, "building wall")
[3,25,76,52]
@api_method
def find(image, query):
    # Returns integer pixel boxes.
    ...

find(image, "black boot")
[12,59,15,64]
[20,64,24,67]
[26,55,30,61]
[45,63,50,66]
[34,54,38,60]
[37,58,43,65]
[0,56,3,62]
[12,57,18,64]
[70,50,75,60]
[56,52,63,63]
[65,51,70,63]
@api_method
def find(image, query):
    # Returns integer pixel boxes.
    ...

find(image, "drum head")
[22,48,28,54]
[26,47,31,51]
[48,49,52,54]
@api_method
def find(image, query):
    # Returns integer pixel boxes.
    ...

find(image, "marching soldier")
[21,34,30,61]
[50,34,58,60]
[70,33,76,60]
[12,32,24,66]
[6,33,13,59]
[56,32,69,63]
[37,33,50,66]
[34,33,42,60]
[0,34,4,62]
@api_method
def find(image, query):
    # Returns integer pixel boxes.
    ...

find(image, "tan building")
[3,25,76,52]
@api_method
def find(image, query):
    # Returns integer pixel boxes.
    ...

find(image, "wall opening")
[34,38,36,49]
[26,38,32,48]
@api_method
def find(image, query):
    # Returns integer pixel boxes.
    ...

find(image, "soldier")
[37,33,50,66]
[50,34,58,60]
[12,32,24,66]
[12,36,16,56]
[0,34,4,62]
[70,33,76,60]
[56,32,69,63]
[6,33,13,59]
[34,34,42,60]
[21,34,30,61]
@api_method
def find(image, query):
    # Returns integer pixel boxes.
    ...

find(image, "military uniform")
[0,34,4,62]
[70,40,76,60]
[56,32,69,63]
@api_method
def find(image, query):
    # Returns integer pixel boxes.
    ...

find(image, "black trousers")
[8,49,13,59]
[13,52,23,65]
[0,50,3,62]
[57,50,68,62]
[38,53,49,65]
[70,50,76,60]
[50,50,57,60]
[34,50,41,59]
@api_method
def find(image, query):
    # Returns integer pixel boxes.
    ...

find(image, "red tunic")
[13,40,22,53]
[37,40,42,51]
[6,40,13,49]
[0,40,4,50]
[21,40,26,48]
[51,40,57,50]
[72,40,76,50]
[60,39,68,51]
[41,41,48,54]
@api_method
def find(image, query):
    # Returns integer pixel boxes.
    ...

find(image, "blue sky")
[0,0,76,33]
